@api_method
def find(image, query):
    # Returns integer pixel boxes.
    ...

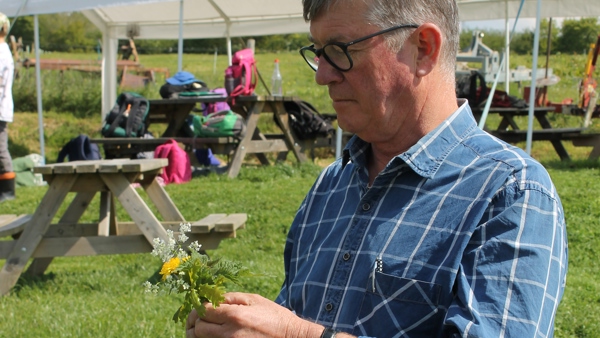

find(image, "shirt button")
[325,303,334,311]
[343,252,351,261]
[362,203,371,211]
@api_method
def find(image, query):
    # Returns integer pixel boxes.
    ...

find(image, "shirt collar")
[342,100,476,179]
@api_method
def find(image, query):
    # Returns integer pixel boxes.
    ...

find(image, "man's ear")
[414,23,443,78]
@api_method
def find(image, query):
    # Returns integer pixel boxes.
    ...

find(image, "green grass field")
[1,51,599,337]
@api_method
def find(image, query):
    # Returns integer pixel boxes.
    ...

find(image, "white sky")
[462,16,599,32]
[461,18,558,32]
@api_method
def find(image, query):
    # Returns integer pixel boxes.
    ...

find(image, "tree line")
[7,13,600,56]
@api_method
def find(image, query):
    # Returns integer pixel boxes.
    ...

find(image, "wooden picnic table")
[92,95,308,178]
[473,106,600,161]
[0,159,246,296]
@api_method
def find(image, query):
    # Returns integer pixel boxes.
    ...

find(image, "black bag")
[283,100,334,140]
[159,81,209,99]
[456,70,528,109]
[101,92,149,137]
[56,134,102,162]
[456,70,488,108]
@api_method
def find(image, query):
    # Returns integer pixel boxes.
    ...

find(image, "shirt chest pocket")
[354,272,444,337]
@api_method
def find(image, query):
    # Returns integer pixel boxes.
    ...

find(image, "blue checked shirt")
[275,101,567,338]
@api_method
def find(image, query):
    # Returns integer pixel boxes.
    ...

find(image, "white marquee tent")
[1,0,309,118]
[1,0,599,158]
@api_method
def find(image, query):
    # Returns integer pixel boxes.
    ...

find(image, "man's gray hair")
[303,0,459,78]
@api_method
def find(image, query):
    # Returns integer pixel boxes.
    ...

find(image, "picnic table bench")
[473,106,600,161]
[91,95,309,178]
[0,159,246,296]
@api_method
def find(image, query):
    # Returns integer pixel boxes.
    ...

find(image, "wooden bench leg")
[572,137,600,160]
[0,175,77,295]
[26,191,96,277]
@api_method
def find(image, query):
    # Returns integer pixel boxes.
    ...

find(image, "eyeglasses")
[299,24,419,72]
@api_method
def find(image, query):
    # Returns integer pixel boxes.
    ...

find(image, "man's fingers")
[223,292,254,305]
[186,308,199,331]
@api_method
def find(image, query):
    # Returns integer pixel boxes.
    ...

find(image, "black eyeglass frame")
[299,24,419,72]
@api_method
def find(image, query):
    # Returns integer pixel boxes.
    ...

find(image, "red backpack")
[225,48,258,98]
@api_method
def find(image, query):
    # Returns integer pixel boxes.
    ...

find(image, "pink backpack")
[225,48,258,98]
[154,139,192,185]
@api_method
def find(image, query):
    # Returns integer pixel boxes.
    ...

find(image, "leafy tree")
[6,15,34,46]
[132,39,178,54]
[33,13,101,52]
[459,28,507,54]
[254,33,310,53]
[556,18,600,54]
[511,30,535,55]
[538,18,560,55]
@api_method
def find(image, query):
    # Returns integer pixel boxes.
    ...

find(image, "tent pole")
[226,33,232,66]
[526,0,543,155]
[505,0,510,94]
[33,15,45,164]
[101,28,118,122]
[478,0,525,130]
[177,0,184,72]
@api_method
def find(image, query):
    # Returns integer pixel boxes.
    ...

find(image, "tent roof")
[2,0,310,39]
[456,0,600,21]
[3,0,599,40]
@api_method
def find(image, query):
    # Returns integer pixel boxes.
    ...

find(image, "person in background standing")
[0,12,15,203]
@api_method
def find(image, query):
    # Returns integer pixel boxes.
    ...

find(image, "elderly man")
[0,12,15,203]
[186,0,568,337]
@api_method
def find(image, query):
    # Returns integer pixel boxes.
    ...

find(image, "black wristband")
[321,328,338,338]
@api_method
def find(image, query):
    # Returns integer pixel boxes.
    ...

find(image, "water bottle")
[271,59,283,96]
[225,67,235,95]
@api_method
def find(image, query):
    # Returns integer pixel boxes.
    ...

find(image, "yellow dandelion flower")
[160,257,181,280]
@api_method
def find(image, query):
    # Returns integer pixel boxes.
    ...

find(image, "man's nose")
[314,58,343,86]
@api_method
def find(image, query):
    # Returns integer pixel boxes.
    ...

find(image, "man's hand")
[185,292,324,338]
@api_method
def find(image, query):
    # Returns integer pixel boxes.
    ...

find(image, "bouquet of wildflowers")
[143,223,251,324]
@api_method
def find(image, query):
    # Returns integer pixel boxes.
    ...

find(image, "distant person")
[186,0,568,337]
[0,12,15,203]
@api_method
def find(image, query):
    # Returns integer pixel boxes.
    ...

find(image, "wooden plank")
[72,174,108,192]
[117,221,186,235]
[32,235,153,257]
[572,136,600,159]
[269,100,307,163]
[94,158,166,173]
[0,215,31,238]
[214,213,247,233]
[0,174,77,295]
[73,161,103,173]
[98,191,112,237]
[0,232,234,258]
[191,214,227,233]
[44,223,100,237]
[100,173,169,245]
[244,139,290,153]
[91,137,233,146]
[122,158,168,173]
[33,162,75,174]
[26,190,96,277]
[98,160,126,173]
[0,215,17,227]
[143,178,185,222]
[227,101,264,178]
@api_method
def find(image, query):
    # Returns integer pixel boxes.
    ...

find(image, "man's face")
[309,1,417,143]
